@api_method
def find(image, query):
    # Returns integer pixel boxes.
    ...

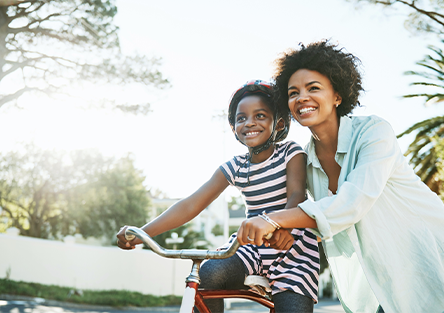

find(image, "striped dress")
[219,141,320,302]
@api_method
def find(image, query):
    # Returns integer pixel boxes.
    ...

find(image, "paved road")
[0,296,345,313]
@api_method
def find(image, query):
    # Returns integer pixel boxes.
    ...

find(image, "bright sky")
[0,0,443,198]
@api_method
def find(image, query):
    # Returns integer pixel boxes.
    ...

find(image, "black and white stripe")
[220,141,320,302]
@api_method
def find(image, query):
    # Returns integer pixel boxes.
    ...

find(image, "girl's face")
[287,69,342,130]
[234,95,274,149]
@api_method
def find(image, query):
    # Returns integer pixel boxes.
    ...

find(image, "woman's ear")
[335,93,342,107]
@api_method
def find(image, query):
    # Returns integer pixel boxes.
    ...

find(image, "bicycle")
[124,226,275,313]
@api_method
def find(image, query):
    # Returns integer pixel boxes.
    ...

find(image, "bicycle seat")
[244,275,272,299]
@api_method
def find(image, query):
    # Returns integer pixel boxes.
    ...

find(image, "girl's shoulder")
[276,140,305,155]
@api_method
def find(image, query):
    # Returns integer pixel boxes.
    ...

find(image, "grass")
[0,278,182,307]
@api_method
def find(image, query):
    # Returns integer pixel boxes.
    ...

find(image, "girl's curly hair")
[272,40,364,119]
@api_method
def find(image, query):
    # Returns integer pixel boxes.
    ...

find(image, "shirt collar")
[305,115,353,167]
[337,115,353,154]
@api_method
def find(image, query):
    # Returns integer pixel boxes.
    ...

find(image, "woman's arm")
[117,168,229,249]
[239,117,400,244]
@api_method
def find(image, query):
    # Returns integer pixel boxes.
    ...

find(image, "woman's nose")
[297,93,309,103]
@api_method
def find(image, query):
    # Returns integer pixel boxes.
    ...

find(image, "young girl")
[116,80,320,312]
[236,41,444,313]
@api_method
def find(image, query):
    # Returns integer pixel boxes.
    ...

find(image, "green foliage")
[397,116,444,192]
[151,224,209,249]
[404,41,444,105]
[0,1,169,112]
[211,223,224,236]
[67,156,151,240]
[397,42,444,193]
[432,137,444,198]
[0,144,151,240]
[0,278,181,307]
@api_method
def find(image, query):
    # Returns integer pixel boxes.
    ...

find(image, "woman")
[237,40,444,313]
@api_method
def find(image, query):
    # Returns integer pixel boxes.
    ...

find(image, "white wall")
[0,233,192,296]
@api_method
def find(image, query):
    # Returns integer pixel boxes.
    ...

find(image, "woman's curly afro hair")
[272,40,364,119]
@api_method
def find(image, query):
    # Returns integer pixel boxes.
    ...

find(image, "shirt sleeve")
[299,118,403,240]
[219,157,238,186]
[285,141,306,164]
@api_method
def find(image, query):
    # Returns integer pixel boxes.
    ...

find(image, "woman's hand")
[237,216,276,247]
[267,228,294,250]
[116,225,142,250]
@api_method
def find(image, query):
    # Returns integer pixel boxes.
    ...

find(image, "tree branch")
[372,0,444,27]
[0,86,33,107]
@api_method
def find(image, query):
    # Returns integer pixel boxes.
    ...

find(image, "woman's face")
[287,69,342,130]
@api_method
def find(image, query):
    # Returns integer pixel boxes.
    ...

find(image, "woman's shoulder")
[348,115,397,142]
[350,115,392,128]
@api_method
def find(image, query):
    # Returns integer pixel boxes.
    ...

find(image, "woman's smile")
[298,106,317,117]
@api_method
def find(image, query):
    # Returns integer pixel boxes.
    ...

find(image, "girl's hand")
[237,216,276,247]
[116,225,142,250]
[267,228,294,250]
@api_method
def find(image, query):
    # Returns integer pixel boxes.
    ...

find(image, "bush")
[0,279,181,307]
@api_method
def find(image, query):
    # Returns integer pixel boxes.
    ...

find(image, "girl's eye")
[236,116,246,123]
[257,113,266,118]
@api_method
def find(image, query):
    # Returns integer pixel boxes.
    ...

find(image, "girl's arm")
[117,168,229,249]
[266,153,308,249]
[239,153,316,247]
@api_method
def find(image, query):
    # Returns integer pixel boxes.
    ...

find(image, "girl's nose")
[246,117,256,126]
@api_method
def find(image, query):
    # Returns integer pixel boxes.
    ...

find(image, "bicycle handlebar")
[124,226,240,260]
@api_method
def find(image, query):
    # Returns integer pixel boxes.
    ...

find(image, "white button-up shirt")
[299,115,444,313]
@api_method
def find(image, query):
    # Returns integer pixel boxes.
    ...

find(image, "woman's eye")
[288,91,299,98]
[309,86,320,91]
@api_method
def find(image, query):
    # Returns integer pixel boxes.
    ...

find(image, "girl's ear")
[276,118,285,131]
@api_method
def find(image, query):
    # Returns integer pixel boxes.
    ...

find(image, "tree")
[404,42,444,104]
[349,0,444,36]
[0,145,151,240]
[0,0,169,113]
[433,136,444,199]
[66,154,151,240]
[397,42,444,193]
[398,116,444,193]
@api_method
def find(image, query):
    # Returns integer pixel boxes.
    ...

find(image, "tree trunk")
[0,7,8,80]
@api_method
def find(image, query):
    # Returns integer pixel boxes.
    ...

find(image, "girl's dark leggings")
[197,253,314,313]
